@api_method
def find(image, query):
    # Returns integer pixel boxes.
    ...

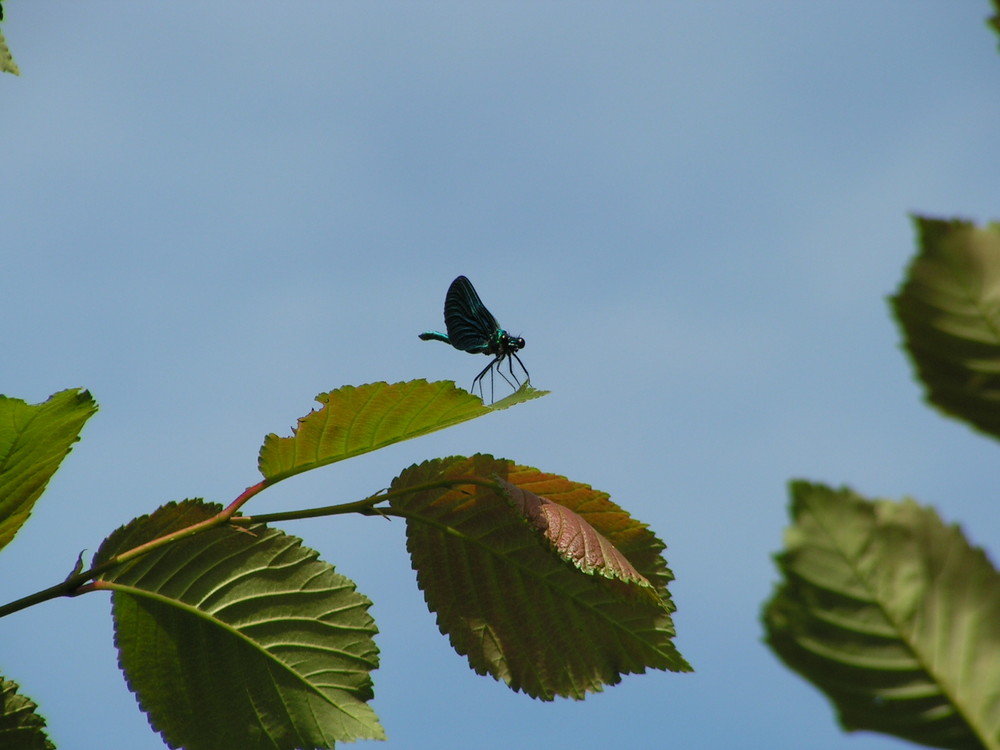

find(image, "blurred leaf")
[764,482,1000,750]
[989,0,1000,45]
[891,216,1000,439]
[0,678,54,750]
[93,500,383,750]
[258,379,546,483]
[0,28,18,77]
[0,389,97,552]
[390,455,691,700]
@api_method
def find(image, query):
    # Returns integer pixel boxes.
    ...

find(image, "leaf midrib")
[809,505,980,739]
[398,504,678,664]
[103,581,369,714]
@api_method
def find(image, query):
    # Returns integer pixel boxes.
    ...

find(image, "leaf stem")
[0,481,268,620]
[235,475,499,526]
[233,494,387,526]
[0,475,498,620]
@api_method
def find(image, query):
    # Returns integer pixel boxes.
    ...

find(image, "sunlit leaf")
[258,379,546,484]
[390,455,691,700]
[486,380,548,409]
[496,463,676,595]
[0,678,54,750]
[498,477,651,588]
[764,482,1000,750]
[93,500,383,750]
[0,389,97,552]
[891,216,1000,439]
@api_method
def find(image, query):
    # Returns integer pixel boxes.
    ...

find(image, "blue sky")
[2,3,1000,749]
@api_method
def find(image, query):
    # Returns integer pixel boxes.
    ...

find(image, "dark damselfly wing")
[443,275,501,353]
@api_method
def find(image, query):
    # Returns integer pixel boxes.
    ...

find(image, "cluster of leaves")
[763,217,1000,750]
[0,380,690,749]
[760,18,1000,750]
[6,10,1000,750]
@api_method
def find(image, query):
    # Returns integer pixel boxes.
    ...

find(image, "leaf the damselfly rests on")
[258,379,546,484]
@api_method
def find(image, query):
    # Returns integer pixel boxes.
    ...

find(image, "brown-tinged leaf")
[389,455,690,700]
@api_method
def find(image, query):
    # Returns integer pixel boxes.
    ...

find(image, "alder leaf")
[498,477,651,587]
[764,482,1000,750]
[93,500,383,750]
[0,27,18,76]
[390,455,691,700]
[0,678,54,750]
[891,216,1000,439]
[0,389,97,552]
[258,379,547,484]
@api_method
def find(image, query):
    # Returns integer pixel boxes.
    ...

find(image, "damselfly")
[419,275,529,401]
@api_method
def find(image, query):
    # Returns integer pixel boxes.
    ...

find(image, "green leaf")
[891,216,1000,439]
[258,379,547,483]
[0,678,54,750]
[484,380,549,409]
[93,500,383,750]
[0,389,97,552]
[0,28,18,77]
[390,455,691,700]
[763,482,1000,750]
[989,0,1000,47]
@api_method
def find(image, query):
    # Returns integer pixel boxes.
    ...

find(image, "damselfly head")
[497,331,525,354]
